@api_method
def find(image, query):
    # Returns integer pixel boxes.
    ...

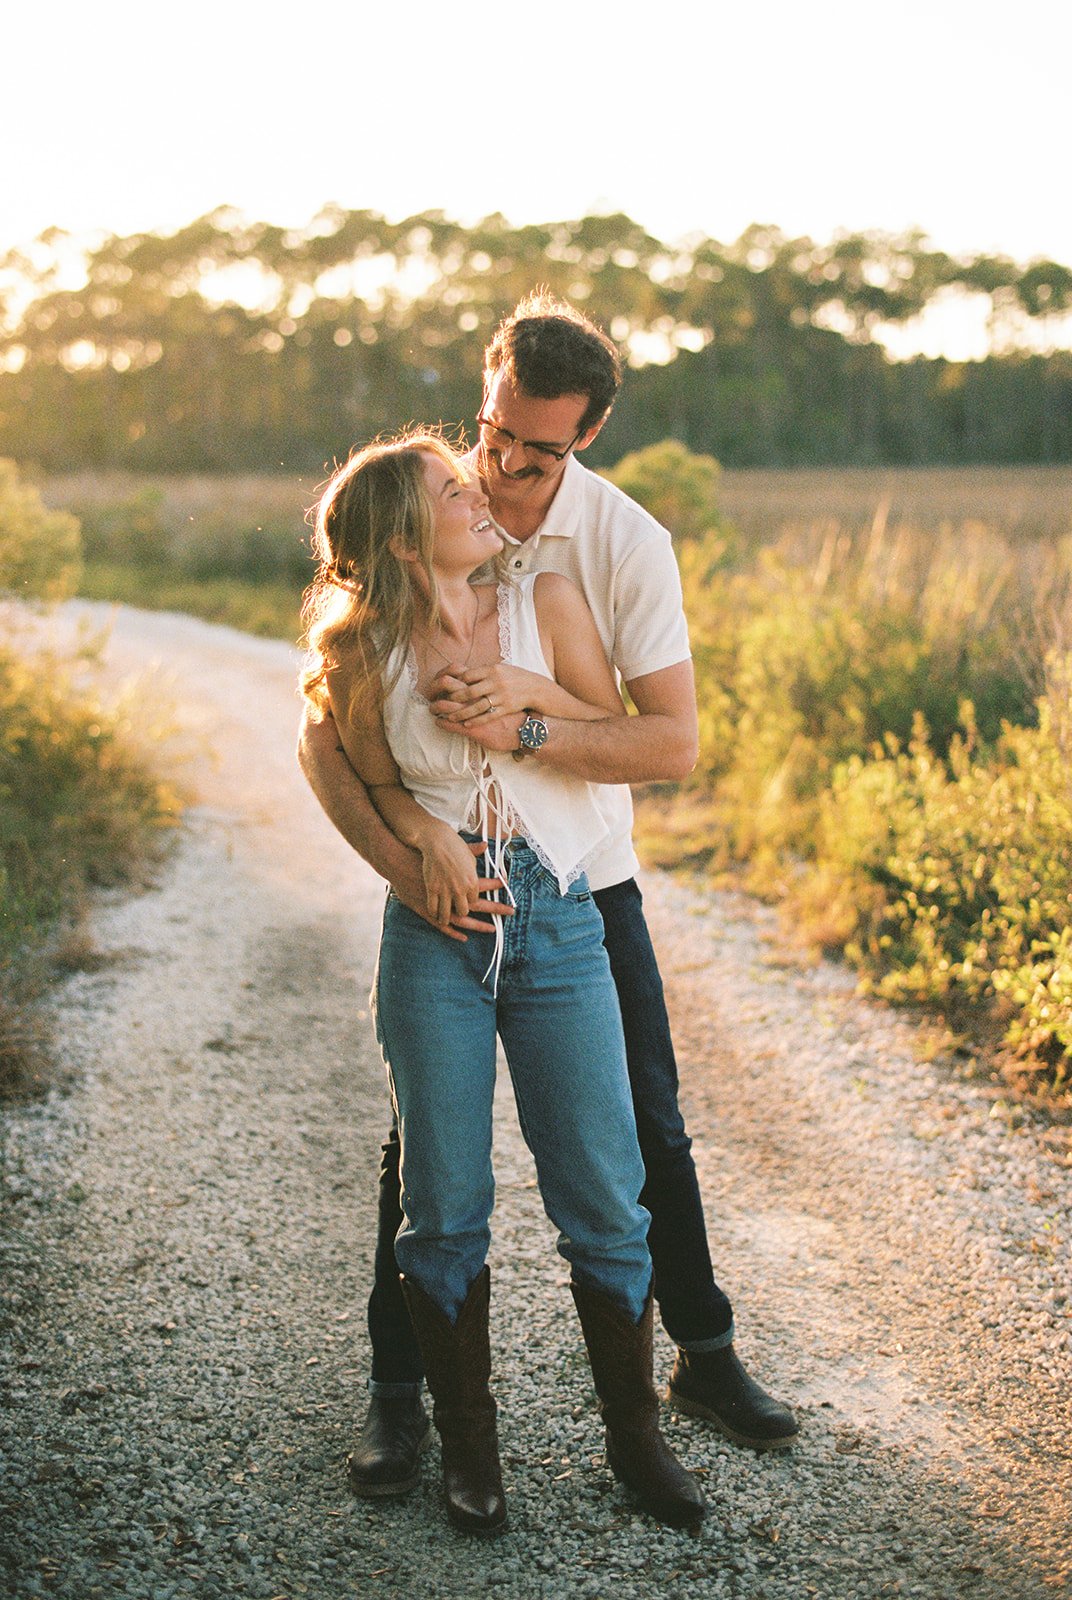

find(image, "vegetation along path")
[1,603,1070,1600]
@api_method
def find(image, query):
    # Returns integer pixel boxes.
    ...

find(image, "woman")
[300,431,704,1534]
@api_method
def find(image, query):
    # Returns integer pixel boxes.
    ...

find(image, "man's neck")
[487,472,564,544]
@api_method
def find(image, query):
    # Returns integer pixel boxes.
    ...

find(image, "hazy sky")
[3,0,1066,267]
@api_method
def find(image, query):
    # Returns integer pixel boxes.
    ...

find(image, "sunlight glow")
[2,1,1070,362]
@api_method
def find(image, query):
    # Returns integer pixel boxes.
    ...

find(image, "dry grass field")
[39,470,315,537]
[38,463,1072,562]
[716,464,1072,544]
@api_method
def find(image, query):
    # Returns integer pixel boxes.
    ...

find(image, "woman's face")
[419,452,501,573]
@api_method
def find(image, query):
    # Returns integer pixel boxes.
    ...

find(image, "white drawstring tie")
[472,757,516,996]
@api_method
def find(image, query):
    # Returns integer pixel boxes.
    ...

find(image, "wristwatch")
[513,712,548,760]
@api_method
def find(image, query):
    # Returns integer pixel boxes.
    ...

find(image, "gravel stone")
[1,604,1070,1599]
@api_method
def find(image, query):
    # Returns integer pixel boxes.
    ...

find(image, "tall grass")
[715,464,1072,546]
[654,504,1072,1095]
[0,619,181,1096]
[1,461,182,1096]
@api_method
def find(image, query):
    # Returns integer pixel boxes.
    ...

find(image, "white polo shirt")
[495,455,692,891]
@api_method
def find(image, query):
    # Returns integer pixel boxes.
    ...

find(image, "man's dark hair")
[484,291,622,435]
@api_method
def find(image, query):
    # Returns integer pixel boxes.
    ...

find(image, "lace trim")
[496,580,512,664]
[402,644,429,707]
[405,584,510,702]
[516,826,598,890]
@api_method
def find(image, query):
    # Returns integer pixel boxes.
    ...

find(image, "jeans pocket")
[565,869,592,903]
[534,864,592,904]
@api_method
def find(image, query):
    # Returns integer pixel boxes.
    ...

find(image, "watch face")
[520,715,548,751]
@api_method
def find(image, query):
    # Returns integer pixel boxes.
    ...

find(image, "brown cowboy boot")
[400,1268,507,1534]
[571,1281,706,1529]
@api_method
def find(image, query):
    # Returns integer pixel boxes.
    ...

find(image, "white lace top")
[380,575,610,895]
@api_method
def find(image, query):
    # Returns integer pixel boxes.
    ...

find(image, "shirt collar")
[535,454,584,541]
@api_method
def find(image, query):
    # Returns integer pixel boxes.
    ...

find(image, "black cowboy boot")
[571,1281,706,1529]
[347,1389,431,1496]
[667,1345,798,1450]
[400,1268,507,1534]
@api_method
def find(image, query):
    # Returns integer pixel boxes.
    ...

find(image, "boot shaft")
[400,1268,497,1434]
[570,1279,707,1529]
[570,1280,661,1431]
[399,1267,505,1534]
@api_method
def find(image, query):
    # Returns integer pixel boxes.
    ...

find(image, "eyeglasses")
[475,407,584,464]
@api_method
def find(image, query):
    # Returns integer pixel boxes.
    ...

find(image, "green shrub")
[74,486,310,587]
[604,440,739,559]
[0,459,82,599]
[679,538,1034,869]
[74,484,168,568]
[0,643,178,959]
[798,682,1072,1078]
[76,562,300,639]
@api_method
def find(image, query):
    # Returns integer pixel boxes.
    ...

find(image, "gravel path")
[2,605,1070,1600]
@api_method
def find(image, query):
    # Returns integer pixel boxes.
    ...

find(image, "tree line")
[1,208,1070,473]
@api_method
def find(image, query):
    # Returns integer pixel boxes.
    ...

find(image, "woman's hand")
[429,664,550,726]
[418,827,505,929]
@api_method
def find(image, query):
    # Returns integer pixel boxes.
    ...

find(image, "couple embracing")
[298,293,796,1535]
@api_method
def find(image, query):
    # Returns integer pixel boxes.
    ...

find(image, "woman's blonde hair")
[300,430,478,718]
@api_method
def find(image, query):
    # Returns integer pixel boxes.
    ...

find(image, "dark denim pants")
[367,876,734,1385]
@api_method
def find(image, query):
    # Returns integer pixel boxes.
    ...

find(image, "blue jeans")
[367,874,735,1385]
[371,842,652,1327]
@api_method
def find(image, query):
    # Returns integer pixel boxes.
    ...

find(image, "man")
[297,293,797,1494]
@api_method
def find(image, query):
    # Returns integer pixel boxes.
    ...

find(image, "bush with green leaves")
[603,440,739,560]
[0,645,176,945]
[797,683,1072,1080]
[74,484,168,568]
[678,536,1034,868]
[0,458,82,600]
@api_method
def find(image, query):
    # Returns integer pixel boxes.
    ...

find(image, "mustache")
[489,454,542,480]
[478,441,543,481]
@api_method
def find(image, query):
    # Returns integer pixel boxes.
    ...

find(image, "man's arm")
[297,706,424,884]
[446,659,698,785]
[296,708,511,937]
[538,660,698,783]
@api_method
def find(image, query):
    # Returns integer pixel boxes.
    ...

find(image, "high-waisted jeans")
[371,841,653,1327]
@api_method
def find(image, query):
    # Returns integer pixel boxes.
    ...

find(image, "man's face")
[476,370,594,501]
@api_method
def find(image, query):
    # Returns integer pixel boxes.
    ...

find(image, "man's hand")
[434,660,699,784]
[429,664,549,726]
[433,705,526,755]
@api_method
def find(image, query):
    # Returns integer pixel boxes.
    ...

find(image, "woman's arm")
[430,574,626,727]
[533,572,626,716]
[325,666,486,929]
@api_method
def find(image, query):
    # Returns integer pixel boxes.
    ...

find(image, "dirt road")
[1,603,1069,1600]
